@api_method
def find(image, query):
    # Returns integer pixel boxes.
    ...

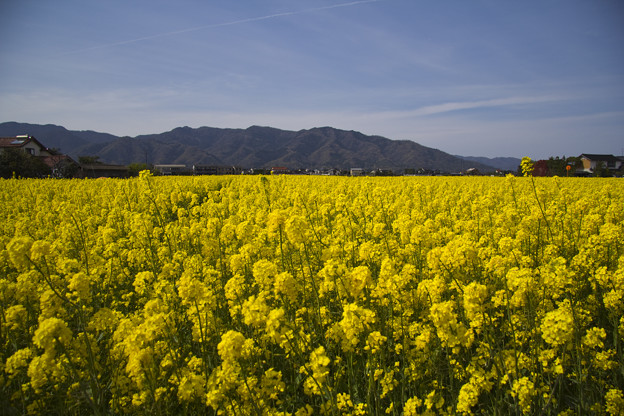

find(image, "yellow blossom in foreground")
[5,347,33,376]
[218,330,246,362]
[0,174,621,415]
[511,376,535,415]
[403,396,423,416]
[303,346,331,396]
[33,317,73,353]
[605,389,624,416]
[541,299,575,347]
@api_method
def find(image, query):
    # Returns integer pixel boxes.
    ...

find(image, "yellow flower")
[541,300,574,347]
[68,271,91,301]
[303,345,330,396]
[5,348,33,376]
[365,331,387,354]
[253,259,278,290]
[7,236,33,270]
[343,265,373,299]
[309,346,330,378]
[133,271,154,295]
[224,273,247,314]
[456,381,480,415]
[605,389,624,416]
[33,317,72,353]
[295,404,313,416]
[267,209,287,236]
[4,304,27,331]
[424,389,445,411]
[520,157,534,176]
[88,307,121,332]
[274,271,298,302]
[29,240,51,262]
[177,273,208,307]
[506,267,536,308]
[235,220,254,241]
[403,396,422,416]
[511,376,535,414]
[430,300,473,350]
[463,282,488,329]
[416,277,447,305]
[138,169,153,179]
[338,392,354,409]
[260,368,285,401]
[27,351,65,393]
[265,307,293,349]
[318,259,347,296]
[242,292,270,328]
[380,369,398,398]
[177,372,205,402]
[413,325,433,351]
[1,168,623,414]
[582,327,606,350]
[329,303,376,352]
[285,215,308,246]
[358,241,379,262]
[594,350,617,371]
[217,330,246,362]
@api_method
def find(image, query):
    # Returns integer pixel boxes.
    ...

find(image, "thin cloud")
[404,96,560,117]
[61,0,384,55]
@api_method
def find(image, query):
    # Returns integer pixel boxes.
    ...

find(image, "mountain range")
[0,122,520,173]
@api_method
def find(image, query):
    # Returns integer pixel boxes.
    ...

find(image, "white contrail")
[62,0,384,55]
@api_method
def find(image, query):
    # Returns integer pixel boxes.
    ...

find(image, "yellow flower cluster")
[0,174,623,415]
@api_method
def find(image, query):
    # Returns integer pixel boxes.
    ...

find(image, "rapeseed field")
[1,172,622,415]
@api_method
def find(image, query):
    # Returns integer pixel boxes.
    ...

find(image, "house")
[350,168,364,176]
[1,135,133,178]
[75,164,130,178]
[0,135,53,157]
[42,154,80,178]
[192,165,242,175]
[153,164,188,175]
[270,167,289,175]
[578,154,623,175]
[1,135,81,178]
[464,167,481,176]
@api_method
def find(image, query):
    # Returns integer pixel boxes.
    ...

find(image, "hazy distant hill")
[455,155,521,172]
[0,122,497,173]
[0,122,117,152]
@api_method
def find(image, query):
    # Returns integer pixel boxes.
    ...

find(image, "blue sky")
[1,0,622,159]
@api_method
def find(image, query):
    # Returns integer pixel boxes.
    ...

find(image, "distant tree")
[546,156,567,176]
[374,169,394,176]
[566,156,581,170]
[543,156,580,176]
[78,155,101,165]
[593,161,610,177]
[533,160,549,176]
[55,158,79,178]
[128,163,149,177]
[0,148,51,178]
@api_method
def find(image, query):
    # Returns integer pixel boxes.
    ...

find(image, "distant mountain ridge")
[456,155,521,172]
[0,122,500,173]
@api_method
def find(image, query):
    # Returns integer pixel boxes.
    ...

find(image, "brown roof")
[0,136,50,151]
[0,137,30,147]
[580,154,620,163]
[40,154,77,169]
[80,164,128,171]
